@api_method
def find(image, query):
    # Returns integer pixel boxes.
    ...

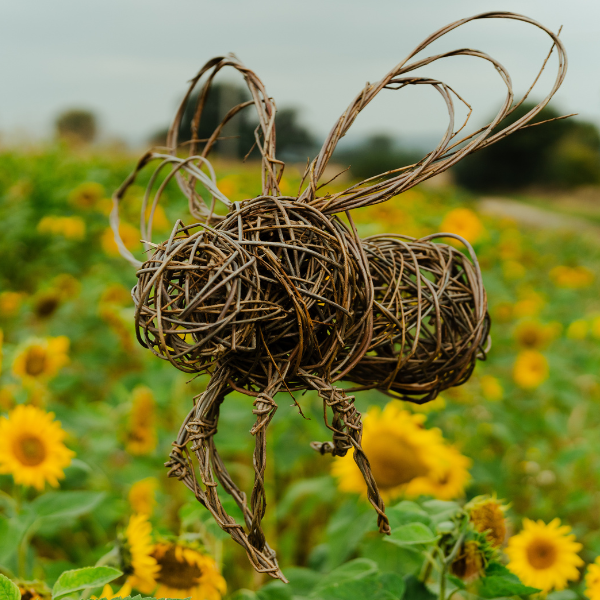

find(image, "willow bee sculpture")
[111,11,567,581]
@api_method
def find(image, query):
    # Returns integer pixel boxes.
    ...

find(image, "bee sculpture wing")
[298,11,568,213]
[167,55,283,199]
[110,55,281,268]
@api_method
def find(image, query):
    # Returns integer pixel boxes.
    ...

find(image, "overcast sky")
[2,0,599,148]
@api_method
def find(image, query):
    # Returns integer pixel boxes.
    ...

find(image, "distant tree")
[335,134,422,181]
[546,122,600,187]
[274,108,318,161]
[454,103,600,191]
[55,109,97,144]
[148,84,317,162]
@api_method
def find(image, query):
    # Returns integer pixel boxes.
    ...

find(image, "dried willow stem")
[298,11,567,213]
[112,11,568,582]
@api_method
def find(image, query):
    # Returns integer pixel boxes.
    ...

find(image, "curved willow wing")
[110,56,281,268]
[298,11,568,213]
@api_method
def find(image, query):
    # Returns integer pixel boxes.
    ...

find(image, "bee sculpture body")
[112,12,567,581]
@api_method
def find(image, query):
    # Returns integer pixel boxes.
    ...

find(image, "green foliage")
[334,134,421,180]
[0,146,599,599]
[0,574,21,600]
[385,522,438,547]
[52,567,122,599]
[476,563,540,598]
[454,103,600,190]
[55,110,97,145]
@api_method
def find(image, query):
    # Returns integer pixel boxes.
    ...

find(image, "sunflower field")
[1,144,600,600]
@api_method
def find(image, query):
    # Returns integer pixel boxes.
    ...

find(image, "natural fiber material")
[111,12,567,582]
[344,233,490,403]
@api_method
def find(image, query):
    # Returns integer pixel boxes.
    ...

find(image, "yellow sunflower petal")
[146,542,225,600]
[506,518,583,593]
[332,401,469,501]
[0,404,74,490]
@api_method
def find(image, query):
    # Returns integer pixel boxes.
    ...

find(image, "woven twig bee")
[111,12,567,581]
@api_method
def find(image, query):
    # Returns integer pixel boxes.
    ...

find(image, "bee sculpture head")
[111,11,566,581]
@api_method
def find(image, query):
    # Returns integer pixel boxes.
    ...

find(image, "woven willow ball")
[133,222,277,374]
[347,234,490,403]
[213,197,372,389]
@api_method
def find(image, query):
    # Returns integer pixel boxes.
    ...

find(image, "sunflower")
[0,291,26,317]
[404,443,471,500]
[52,274,81,299]
[100,284,131,307]
[513,350,549,389]
[550,265,594,289]
[12,336,70,383]
[0,386,16,411]
[18,581,51,600]
[331,402,445,501]
[513,289,546,319]
[492,301,513,323]
[409,396,446,413]
[480,375,503,402]
[128,478,158,516]
[217,176,238,199]
[37,216,86,240]
[137,542,226,600]
[68,182,105,209]
[506,518,583,594]
[122,514,160,590]
[0,405,74,490]
[440,207,485,244]
[101,223,140,256]
[467,496,507,547]
[144,205,170,232]
[450,540,485,582]
[33,290,63,320]
[585,557,600,600]
[514,320,559,350]
[92,582,131,600]
[125,386,157,455]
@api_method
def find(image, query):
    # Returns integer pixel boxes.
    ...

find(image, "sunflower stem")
[439,566,446,600]
[17,533,28,579]
[419,549,435,583]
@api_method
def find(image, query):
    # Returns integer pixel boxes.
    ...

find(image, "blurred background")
[1,0,600,598]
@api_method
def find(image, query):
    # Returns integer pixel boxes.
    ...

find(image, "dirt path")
[478,197,600,243]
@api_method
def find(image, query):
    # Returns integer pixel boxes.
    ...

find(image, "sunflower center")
[25,348,48,376]
[155,546,203,589]
[14,434,47,466]
[363,433,430,490]
[35,295,61,318]
[451,542,483,581]
[526,538,557,569]
[521,330,539,347]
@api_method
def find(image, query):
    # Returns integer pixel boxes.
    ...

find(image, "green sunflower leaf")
[309,558,380,599]
[0,574,21,600]
[384,522,438,547]
[477,574,541,598]
[30,491,105,522]
[51,566,122,599]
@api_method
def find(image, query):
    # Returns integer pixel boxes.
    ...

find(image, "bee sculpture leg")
[165,364,287,582]
[303,372,391,535]
[247,365,289,552]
